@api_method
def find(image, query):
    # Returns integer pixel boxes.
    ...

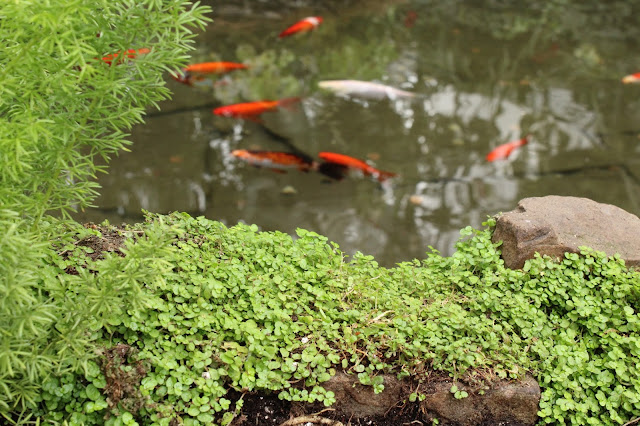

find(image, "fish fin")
[190,77,215,88]
[242,115,264,124]
[171,72,189,85]
[317,162,348,180]
[270,168,287,174]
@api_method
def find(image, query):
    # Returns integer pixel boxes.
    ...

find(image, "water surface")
[76,0,640,266]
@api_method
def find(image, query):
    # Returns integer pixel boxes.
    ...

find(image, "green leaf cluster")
[1,217,179,424]
[40,213,640,425]
[419,224,640,425]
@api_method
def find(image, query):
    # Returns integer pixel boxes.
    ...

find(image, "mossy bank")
[10,212,639,425]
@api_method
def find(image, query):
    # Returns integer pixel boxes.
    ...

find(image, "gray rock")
[319,372,540,425]
[492,196,640,269]
[320,372,403,417]
[422,376,540,426]
[483,376,541,425]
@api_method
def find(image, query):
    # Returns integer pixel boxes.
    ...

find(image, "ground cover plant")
[33,214,640,425]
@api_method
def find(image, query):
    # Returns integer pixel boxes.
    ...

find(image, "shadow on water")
[74,0,640,266]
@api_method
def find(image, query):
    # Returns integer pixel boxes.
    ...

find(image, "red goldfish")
[622,72,640,84]
[486,136,528,162]
[213,97,301,121]
[100,48,150,66]
[318,152,397,182]
[231,150,313,173]
[173,62,248,86]
[279,16,323,38]
[404,11,418,28]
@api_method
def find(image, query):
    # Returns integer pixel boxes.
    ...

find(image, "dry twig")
[280,415,344,426]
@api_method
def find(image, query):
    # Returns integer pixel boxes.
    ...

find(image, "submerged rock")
[492,196,640,269]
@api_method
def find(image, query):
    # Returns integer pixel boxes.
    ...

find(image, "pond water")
[75,0,640,266]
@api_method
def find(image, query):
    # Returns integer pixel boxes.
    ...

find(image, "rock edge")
[492,196,640,269]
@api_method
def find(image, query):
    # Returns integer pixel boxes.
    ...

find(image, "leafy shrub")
[42,214,640,425]
[1,0,208,220]
[0,0,209,422]
[424,225,640,425]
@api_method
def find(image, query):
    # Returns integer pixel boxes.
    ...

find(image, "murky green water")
[75,0,640,266]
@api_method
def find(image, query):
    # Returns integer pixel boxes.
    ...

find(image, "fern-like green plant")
[0,0,210,422]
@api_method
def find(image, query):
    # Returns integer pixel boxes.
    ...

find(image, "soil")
[58,222,130,275]
[227,390,428,426]
[75,222,130,260]
[225,388,532,426]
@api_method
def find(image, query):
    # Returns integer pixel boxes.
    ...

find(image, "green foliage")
[1,217,178,423]
[0,0,210,423]
[36,213,640,425]
[2,1,640,425]
[0,0,209,221]
[449,385,468,400]
[423,223,640,425]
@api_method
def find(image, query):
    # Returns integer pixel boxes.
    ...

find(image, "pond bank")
[47,197,640,425]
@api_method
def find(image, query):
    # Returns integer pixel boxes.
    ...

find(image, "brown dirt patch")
[75,222,130,261]
[58,223,137,274]
[100,344,149,414]
[227,391,427,426]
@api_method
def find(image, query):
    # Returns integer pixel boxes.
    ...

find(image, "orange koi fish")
[622,72,640,84]
[173,62,248,86]
[231,150,313,173]
[100,48,150,66]
[404,11,418,28]
[279,16,323,38]
[318,152,397,182]
[486,136,528,162]
[213,97,301,120]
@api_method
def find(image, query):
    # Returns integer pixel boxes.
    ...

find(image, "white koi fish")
[317,79,416,100]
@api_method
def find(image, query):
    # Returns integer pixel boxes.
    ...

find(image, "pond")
[75,0,640,266]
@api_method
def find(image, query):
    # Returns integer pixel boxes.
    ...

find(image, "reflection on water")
[75,0,640,266]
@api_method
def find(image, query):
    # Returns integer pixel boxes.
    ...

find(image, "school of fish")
[108,13,640,183]
[175,15,402,183]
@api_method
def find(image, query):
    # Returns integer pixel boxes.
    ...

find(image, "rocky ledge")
[492,195,640,269]
[315,372,540,426]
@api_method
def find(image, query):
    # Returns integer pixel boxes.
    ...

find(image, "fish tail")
[277,97,302,110]
[376,170,398,182]
[172,71,192,86]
